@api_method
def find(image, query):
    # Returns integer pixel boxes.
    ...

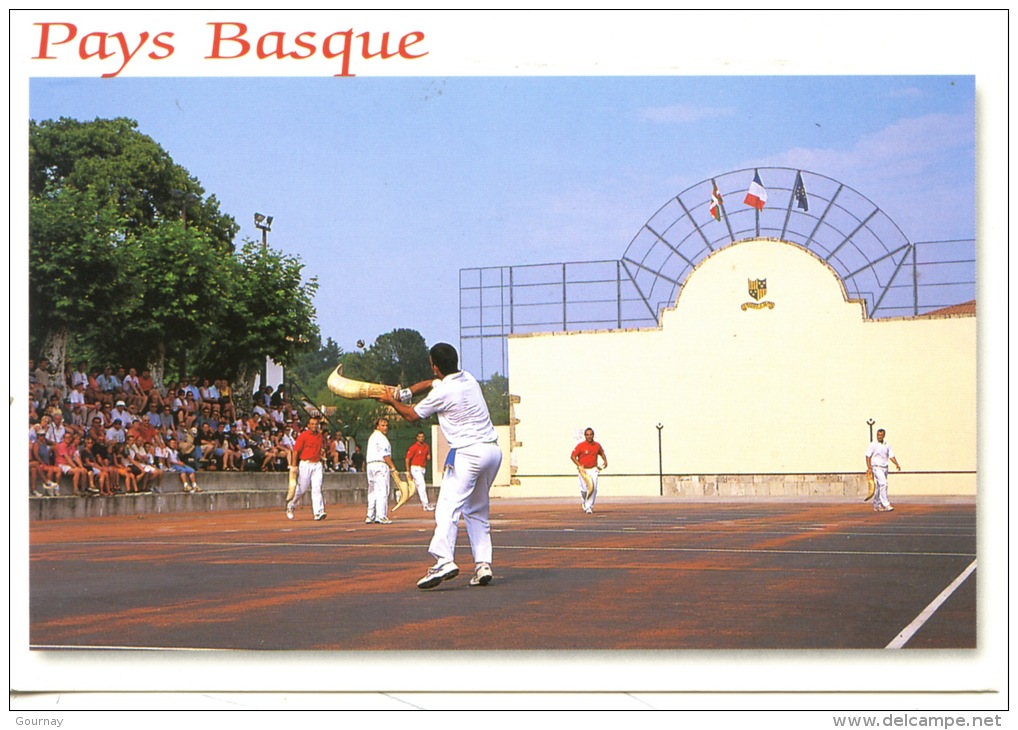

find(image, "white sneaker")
[423,505,435,511]
[365,516,375,524]
[469,563,493,587]
[375,516,392,524]
[418,561,459,589]
[314,512,327,521]
[286,505,294,520]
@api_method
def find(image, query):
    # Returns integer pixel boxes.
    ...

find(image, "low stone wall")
[664,473,867,498]
[28,471,437,521]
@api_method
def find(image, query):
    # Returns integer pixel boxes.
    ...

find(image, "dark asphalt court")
[28,498,976,651]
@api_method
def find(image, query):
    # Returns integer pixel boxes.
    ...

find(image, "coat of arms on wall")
[742,278,775,311]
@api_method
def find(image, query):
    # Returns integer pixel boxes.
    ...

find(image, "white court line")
[42,539,976,559]
[886,558,977,649]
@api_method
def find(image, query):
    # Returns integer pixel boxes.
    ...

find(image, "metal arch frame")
[620,167,915,320]
[459,167,975,379]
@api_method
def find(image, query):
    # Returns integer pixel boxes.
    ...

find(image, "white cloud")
[751,113,975,239]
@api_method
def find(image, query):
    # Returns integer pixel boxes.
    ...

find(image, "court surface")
[28,497,976,651]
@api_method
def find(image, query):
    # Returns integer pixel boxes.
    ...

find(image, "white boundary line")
[886,559,977,649]
[34,539,977,559]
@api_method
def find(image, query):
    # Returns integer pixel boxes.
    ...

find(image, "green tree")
[30,117,237,249]
[359,328,433,387]
[204,240,320,414]
[28,187,124,368]
[481,372,510,426]
[104,221,234,384]
[29,116,240,375]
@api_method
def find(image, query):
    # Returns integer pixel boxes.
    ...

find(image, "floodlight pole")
[656,423,664,496]
[867,418,875,441]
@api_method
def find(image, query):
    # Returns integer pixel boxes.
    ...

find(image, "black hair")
[429,342,459,376]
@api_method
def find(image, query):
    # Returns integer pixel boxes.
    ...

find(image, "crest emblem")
[748,278,767,301]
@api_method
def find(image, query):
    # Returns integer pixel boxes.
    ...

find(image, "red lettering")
[322,30,354,77]
[79,32,117,61]
[356,31,397,60]
[149,32,175,60]
[34,22,77,59]
[399,31,427,59]
[256,31,287,59]
[206,22,250,59]
[292,31,317,60]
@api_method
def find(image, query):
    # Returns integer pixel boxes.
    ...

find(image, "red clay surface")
[28,498,976,651]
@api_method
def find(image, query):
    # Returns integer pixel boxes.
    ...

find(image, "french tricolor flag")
[744,170,767,210]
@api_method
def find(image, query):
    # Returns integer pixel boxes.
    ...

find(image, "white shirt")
[865,440,895,468]
[414,370,497,450]
[366,429,392,463]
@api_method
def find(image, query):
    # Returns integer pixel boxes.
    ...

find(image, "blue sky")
[29,75,975,358]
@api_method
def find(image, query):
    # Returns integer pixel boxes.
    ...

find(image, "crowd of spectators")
[28,358,357,498]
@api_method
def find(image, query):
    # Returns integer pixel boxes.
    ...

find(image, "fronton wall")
[505,239,976,498]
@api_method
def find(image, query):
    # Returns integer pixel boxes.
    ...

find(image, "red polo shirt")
[571,440,604,469]
[406,441,430,467]
[294,430,324,462]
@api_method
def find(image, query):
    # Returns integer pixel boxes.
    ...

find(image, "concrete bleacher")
[28,471,435,521]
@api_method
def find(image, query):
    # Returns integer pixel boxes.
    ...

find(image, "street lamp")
[254,212,273,248]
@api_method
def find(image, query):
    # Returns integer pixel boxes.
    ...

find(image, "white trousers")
[290,460,324,516]
[429,442,502,566]
[872,466,891,509]
[366,463,390,520]
[578,467,599,510]
[410,465,430,508]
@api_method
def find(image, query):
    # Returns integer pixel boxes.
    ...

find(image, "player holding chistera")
[865,428,901,513]
[286,417,327,521]
[379,343,501,589]
[404,431,434,511]
[571,428,607,514]
[365,418,398,524]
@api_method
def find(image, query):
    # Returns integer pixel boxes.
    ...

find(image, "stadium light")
[254,212,273,248]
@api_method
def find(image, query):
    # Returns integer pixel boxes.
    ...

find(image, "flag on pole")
[709,183,723,221]
[793,171,809,212]
[744,169,767,210]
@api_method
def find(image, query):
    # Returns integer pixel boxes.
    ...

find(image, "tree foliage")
[28,116,317,388]
[30,117,237,249]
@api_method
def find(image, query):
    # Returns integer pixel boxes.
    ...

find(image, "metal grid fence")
[461,168,975,380]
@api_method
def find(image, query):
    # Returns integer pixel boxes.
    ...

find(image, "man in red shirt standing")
[404,431,434,511]
[570,428,607,514]
[286,417,327,521]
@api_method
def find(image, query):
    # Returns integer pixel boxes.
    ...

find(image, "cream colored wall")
[430,424,514,489]
[506,239,976,497]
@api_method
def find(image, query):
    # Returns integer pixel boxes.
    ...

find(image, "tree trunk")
[147,341,166,393]
[39,327,69,384]
[233,363,256,417]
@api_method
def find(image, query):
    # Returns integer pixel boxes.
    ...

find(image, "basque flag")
[793,171,809,212]
[709,183,723,221]
[744,169,767,210]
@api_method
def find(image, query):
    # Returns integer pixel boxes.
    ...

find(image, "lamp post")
[656,423,664,496]
[254,212,273,249]
[867,418,875,441]
[254,212,274,389]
